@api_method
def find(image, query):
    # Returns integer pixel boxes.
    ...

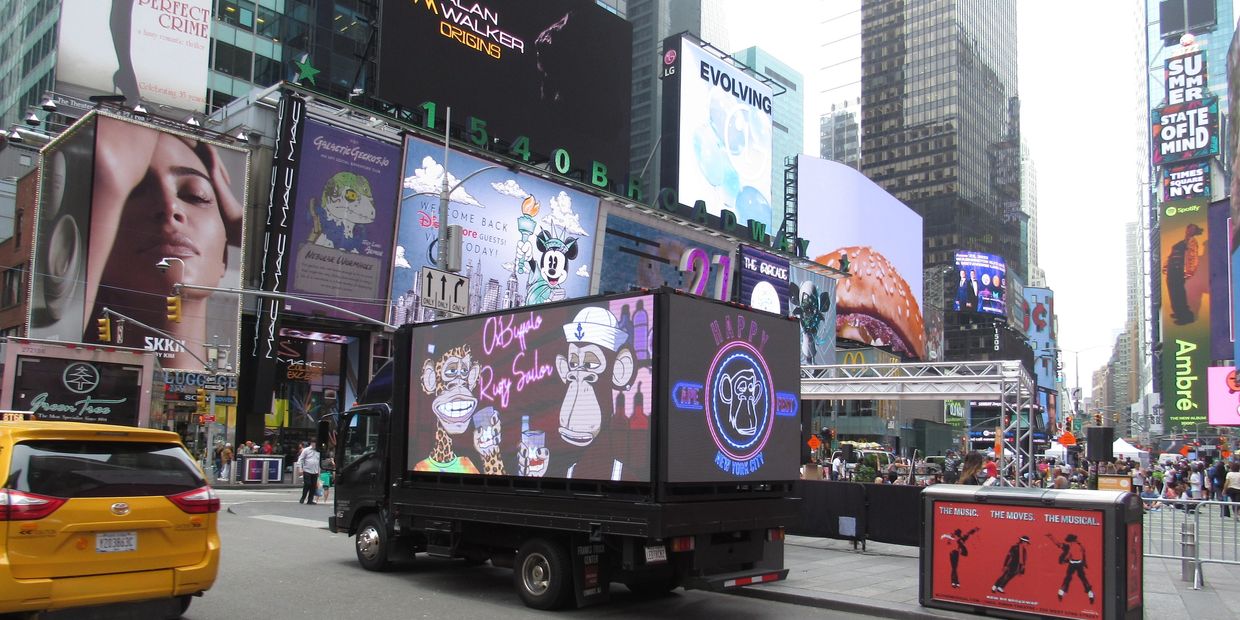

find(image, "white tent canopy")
[1113,438,1150,466]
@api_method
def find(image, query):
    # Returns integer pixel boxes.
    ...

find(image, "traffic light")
[96,317,111,342]
[166,294,182,323]
[1093,413,1103,426]
[195,388,207,412]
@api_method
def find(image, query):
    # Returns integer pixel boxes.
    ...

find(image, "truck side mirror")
[317,418,330,449]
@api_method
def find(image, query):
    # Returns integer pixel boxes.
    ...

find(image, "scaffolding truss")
[801,360,1037,486]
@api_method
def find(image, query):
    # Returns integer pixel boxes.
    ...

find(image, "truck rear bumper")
[684,568,788,592]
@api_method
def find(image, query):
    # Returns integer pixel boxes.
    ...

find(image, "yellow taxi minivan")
[0,417,219,618]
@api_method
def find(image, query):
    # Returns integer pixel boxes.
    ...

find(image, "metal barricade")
[1141,497,1240,589]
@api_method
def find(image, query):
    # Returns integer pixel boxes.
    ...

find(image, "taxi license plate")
[96,531,137,553]
[644,544,667,564]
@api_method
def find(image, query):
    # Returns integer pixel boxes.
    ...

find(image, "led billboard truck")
[921,486,1144,620]
[325,289,799,608]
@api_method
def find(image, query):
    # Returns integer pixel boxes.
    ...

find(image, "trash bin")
[920,485,1143,620]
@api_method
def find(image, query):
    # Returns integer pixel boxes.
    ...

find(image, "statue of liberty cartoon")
[512,195,539,275]
[308,172,377,253]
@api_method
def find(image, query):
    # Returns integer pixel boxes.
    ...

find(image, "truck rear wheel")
[514,538,571,610]
[355,514,391,571]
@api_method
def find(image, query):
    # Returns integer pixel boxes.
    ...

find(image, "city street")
[193,489,874,619]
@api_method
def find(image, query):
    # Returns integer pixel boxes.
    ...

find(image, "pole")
[438,106,452,273]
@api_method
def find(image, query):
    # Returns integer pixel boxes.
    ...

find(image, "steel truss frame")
[801,360,1037,486]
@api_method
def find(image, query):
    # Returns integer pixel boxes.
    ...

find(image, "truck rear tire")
[355,514,391,571]
[514,538,572,610]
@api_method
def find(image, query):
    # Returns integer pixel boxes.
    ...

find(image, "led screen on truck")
[665,294,800,483]
[407,293,656,482]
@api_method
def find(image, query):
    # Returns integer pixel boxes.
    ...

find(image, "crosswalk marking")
[250,514,330,529]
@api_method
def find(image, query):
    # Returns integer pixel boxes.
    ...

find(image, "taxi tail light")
[167,486,220,514]
[0,488,66,521]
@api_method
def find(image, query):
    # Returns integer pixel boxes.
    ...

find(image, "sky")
[721,0,1144,394]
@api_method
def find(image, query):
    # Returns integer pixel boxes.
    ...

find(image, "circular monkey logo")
[704,341,774,463]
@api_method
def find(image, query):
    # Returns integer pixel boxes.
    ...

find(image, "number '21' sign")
[679,248,732,301]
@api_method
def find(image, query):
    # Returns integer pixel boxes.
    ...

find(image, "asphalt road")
[187,488,874,619]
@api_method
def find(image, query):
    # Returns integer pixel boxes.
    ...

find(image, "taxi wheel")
[167,595,193,619]
[356,514,391,571]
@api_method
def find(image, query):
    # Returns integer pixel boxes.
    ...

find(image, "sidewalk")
[735,535,1240,620]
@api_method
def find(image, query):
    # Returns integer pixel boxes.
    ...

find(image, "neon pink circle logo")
[704,340,774,466]
[663,49,677,65]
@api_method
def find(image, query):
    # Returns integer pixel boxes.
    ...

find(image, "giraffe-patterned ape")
[472,407,505,475]
[415,346,480,474]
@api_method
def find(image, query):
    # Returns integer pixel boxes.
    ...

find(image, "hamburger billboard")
[796,155,925,360]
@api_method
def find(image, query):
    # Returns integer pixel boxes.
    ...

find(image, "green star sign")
[294,58,320,86]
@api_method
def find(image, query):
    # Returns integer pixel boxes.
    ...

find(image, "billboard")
[1209,199,1232,360]
[1024,287,1057,427]
[1161,160,1211,202]
[1166,50,1207,104]
[376,0,632,182]
[1006,270,1027,332]
[1151,97,1220,165]
[2,339,155,428]
[953,251,1007,317]
[736,245,789,315]
[1207,367,1240,426]
[593,207,735,300]
[788,265,839,365]
[665,295,800,482]
[407,293,655,481]
[29,114,249,371]
[929,500,1105,619]
[661,35,775,230]
[286,120,401,321]
[1160,198,1210,431]
[390,135,601,325]
[795,156,925,359]
[55,0,210,111]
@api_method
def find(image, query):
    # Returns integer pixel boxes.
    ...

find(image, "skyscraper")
[820,104,860,169]
[859,0,1025,363]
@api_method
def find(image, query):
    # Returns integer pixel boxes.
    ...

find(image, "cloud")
[543,191,589,236]
[491,179,526,197]
[402,156,483,208]
[576,265,590,278]
[393,245,411,269]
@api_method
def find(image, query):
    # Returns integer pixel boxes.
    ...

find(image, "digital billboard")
[953,251,1007,317]
[286,120,401,321]
[929,501,1105,619]
[407,293,655,481]
[1166,49,1208,105]
[1231,28,1240,373]
[795,156,925,359]
[1207,367,1240,426]
[29,114,249,371]
[736,245,789,315]
[593,206,735,301]
[376,0,632,181]
[1160,198,1210,431]
[1161,160,1211,202]
[661,35,775,230]
[1024,287,1057,427]
[390,135,601,324]
[1208,199,1232,360]
[9,357,144,426]
[788,265,839,365]
[1152,96,1220,165]
[56,0,210,111]
[665,294,800,483]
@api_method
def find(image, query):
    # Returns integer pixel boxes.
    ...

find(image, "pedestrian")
[1223,462,1240,519]
[831,452,845,481]
[219,443,233,482]
[319,454,335,502]
[1046,533,1095,604]
[959,451,986,485]
[983,455,999,482]
[1052,474,1070,489]
[944,450,961,484]
[1132,467,1144,495]
[262,440,273,455]
[940,527,979,588]
[991,535,1030,593]
[1190,463,1204,499]
[212,443,223,478]
[297,441,322,504]
[1210,459,1227,501]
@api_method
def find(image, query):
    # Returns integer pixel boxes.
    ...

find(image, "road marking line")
[251,514,330,529]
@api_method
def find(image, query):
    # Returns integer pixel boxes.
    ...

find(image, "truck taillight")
[0,488,66,521]
[767,527,785,542]
[167,486,220,514]
[670,536,695,552]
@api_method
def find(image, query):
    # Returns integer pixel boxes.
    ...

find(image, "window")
[2,264,23,308]
[213,41,252,79]
[8,441,205,497]
[342,411,382,470]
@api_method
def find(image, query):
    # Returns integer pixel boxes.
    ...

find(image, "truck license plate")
[96,531,136,553]
[644,544,667,564]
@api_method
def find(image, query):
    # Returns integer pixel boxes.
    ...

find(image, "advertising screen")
[788,265,839,365]
[286,120,401,321]
[1024,287,1057,427]
[376,0,632,180]
[56,0,210,111]
[1209,199,1232,360]
[1160,199,1210,431]
[1162,160,1211,202]
[665,36,775,230]
[1207,366,1240,426]
[1152,96,1220,165]
[594,207,735,300]
[953,251,1007,317]
[736,245,789,315]
[10,356,143,426]
[390,135,601,325]
[795,155,925,359]
[406,293,656,481]
[1166,50,1208,104]
[930,501,1105,619]
[665,295,800,483]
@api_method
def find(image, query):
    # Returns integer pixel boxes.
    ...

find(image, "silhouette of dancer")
[940,527,979,588]
[1047,533,1094,604]
[991,536,1030,593]
[110,0,140,106]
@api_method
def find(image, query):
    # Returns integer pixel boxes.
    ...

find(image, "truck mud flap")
[683,568,789,592]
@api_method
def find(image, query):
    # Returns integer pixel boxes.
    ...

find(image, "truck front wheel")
[355,514,391,571]
[514,538,572,610]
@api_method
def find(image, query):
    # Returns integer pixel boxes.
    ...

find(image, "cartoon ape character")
[526,229,578,305]
[719,367,763,436]
[309,172,377,253]
[789,280,833,364]
[417,346,481,473]
[556,306,636,480]
[471,407,504,475]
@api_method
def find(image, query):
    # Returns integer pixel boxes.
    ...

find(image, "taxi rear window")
[5,441,205,498]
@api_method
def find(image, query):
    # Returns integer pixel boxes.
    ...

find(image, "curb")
[732,584,976,620]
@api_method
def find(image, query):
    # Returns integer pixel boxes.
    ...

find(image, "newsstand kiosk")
[921,486,1143,620]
